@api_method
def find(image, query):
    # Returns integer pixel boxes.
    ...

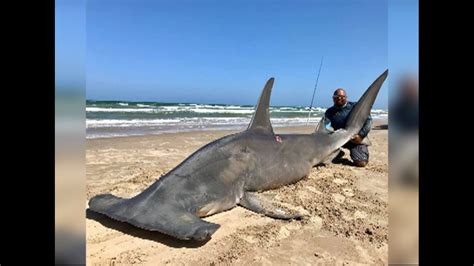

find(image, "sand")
[86,123,388,265]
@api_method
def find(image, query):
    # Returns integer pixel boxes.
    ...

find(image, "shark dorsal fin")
[247,78,275,135]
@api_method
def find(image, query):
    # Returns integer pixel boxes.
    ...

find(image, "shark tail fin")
[345,70,388,132]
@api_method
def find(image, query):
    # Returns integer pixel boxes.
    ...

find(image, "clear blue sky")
[57,0,416,109]
[56,0,85,93]
[388,0,419,95]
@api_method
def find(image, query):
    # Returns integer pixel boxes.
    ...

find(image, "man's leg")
[347,142,369,167]
[354,160,368,167]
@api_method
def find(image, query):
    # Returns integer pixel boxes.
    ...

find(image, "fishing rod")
[306,57,324,126]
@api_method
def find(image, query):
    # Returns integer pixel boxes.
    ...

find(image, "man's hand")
[351,134,363,144]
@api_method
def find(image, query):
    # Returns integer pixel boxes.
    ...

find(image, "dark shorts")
[343,142,369,162]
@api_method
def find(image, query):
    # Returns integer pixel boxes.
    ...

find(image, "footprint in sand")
[306,186,322,195]
[332,193,346,204]
[333,178,348,185]
[308,215,323,230]
[342,188,354,197]
[277,226,291,240]
[354,210,368,219]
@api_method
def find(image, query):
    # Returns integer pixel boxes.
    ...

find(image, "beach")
[86,121,388,265]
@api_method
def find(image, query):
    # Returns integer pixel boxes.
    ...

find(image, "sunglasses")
[333,95,346,99]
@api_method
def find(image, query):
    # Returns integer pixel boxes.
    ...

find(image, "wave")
[86,117,323,128]
[86,107,156,112]
[190,108,255,114]
[137,104,153,107]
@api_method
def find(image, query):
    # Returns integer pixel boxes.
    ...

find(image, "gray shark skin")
[88,70,388,241]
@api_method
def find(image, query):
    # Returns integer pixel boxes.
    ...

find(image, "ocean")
[86,100,388,139]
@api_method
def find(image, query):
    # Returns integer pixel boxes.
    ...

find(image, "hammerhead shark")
[88,70,388,241]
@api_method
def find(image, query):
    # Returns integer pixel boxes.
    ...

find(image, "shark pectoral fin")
[238,191,307,220]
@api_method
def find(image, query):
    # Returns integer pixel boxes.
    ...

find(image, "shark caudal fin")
[345,70,388,132]
[247,78,275,135]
